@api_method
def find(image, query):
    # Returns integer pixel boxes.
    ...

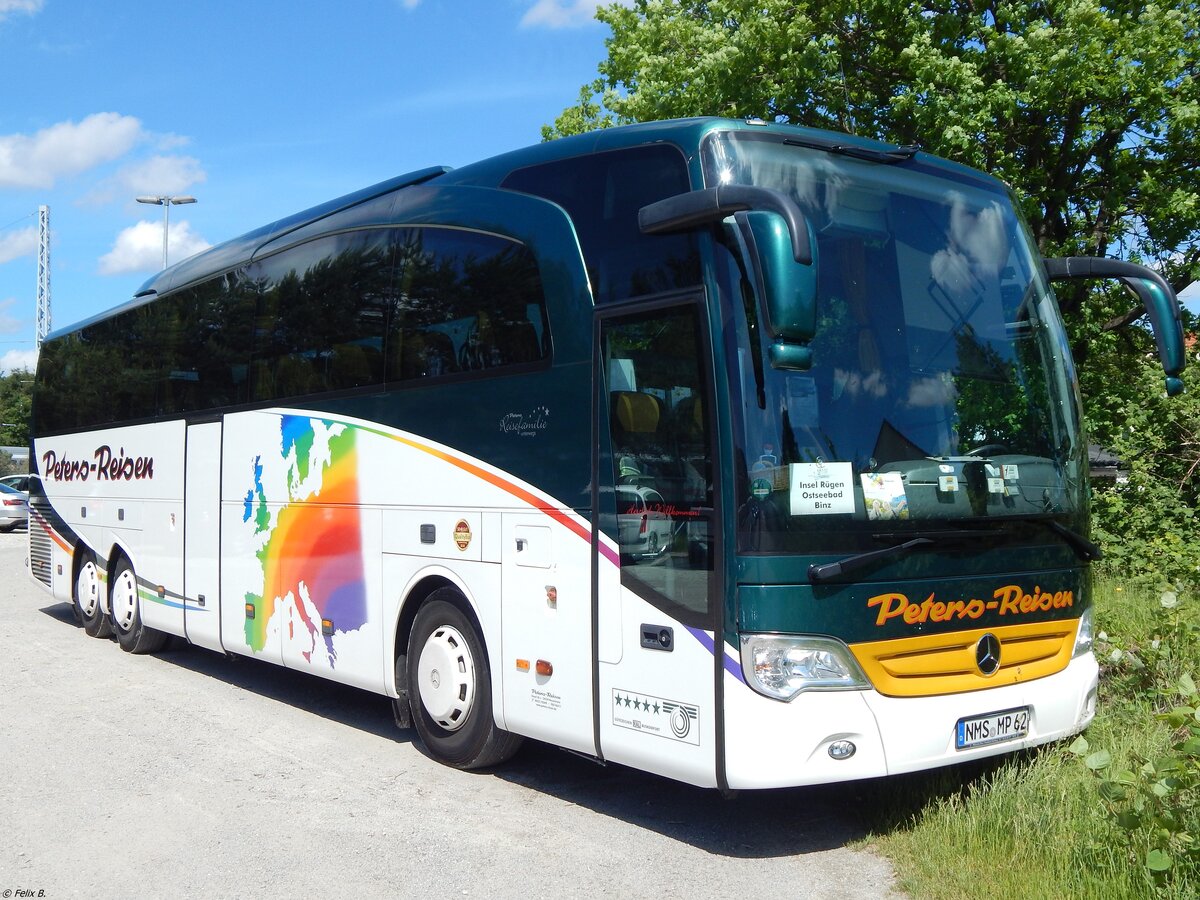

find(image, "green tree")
[549,0,1198,284]
[549,0,1200,585]
[0,368,33,451]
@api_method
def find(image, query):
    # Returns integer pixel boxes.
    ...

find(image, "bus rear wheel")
[406,590,522,769]
[109,558,167,655]
[74,553,111,638]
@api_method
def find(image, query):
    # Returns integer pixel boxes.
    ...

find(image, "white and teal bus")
[28,118,1186,790]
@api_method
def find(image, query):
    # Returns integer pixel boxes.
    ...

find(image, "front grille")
[851,619,1078,697]
[28,501,54,588]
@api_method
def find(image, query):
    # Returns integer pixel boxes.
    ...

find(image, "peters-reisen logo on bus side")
[41,446,155,483]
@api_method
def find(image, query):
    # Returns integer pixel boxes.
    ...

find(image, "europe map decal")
[242,415,368,666]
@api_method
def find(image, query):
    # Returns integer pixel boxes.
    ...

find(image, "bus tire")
[109,558,167,655]
[74,552,112,638]
[407,590,522,769]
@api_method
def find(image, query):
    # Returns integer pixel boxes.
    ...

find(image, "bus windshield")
[704,132,1087,554]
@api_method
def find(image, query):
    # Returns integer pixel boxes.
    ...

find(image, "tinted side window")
[502,144,701,304]
[170,271,254,412]
[250,229,394,401]
[33,333,103,434]
[385,227,549,383]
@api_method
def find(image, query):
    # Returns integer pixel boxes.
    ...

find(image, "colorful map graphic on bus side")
[242,415,367,666]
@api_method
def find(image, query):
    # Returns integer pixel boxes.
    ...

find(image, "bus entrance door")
[184,421,223,653]
[595,302,720,788]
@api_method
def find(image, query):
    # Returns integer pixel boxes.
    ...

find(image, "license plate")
[955,706,1030,750]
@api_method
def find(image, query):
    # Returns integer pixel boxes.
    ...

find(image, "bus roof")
[45,117,1006,344]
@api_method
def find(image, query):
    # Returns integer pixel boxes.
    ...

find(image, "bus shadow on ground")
[493,740,885,858]
[40,599,974,859]
[40,601,406,743]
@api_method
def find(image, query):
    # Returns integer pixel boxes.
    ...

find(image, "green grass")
[862,577,1200,899]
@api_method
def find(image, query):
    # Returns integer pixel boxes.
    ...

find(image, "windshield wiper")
[808,537,935,584]
[1031,519,1103,562]
[783,136,919,164]
[806,518,1101,584]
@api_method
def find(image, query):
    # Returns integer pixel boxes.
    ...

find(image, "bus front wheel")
[74,553,111,638]
[406,590,522,769]
[109,558,167,655]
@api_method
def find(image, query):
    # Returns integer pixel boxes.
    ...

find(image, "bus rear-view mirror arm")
[639,185,812,264]
[1044,256,1187,396]
[640,186,818,369]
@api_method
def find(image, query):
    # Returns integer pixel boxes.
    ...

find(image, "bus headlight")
[1073,607,1094,658]
[740,634,870,701]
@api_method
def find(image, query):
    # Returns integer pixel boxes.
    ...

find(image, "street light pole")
[135,195,198,269]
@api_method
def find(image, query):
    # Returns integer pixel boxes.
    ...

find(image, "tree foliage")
[550,0,1200,585]
[550,0,1198,282]
[0,369,32,451]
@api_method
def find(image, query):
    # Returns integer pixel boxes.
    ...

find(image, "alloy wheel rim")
[76,561,99,617]
[416,624,476,732]
[111,570,138,632]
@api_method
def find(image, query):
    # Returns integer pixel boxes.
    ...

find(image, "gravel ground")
[0,529,899,899]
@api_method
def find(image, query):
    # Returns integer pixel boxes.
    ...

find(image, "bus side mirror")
[1044,256,1187,396]
[733,210,817,369]
[639,186,817,369]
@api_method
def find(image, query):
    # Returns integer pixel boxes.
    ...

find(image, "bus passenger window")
[249,229,393,401]
[386,227,549,384]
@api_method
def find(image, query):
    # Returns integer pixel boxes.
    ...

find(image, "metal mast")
[36,205,50,348]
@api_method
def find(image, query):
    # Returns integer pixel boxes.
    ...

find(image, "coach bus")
[27,118,1187,790]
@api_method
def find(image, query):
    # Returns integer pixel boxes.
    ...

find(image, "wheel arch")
[389,567,491,728]
[103,541,134,592]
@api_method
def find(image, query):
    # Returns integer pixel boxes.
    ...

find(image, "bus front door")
[595,302,721,789]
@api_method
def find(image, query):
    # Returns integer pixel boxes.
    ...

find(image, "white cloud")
[0,226,37,265]
[98,219,211,275]
[0,0,43,23]
[0,113,145,189]
[0,297,26,333]
[0,348,37,374]
[82,154,208,206]
[398,0,420,7]
[121,154,207,195]
[521,0,609,29]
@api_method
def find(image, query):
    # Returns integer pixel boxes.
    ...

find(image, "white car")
[0,482,27,531]
[0,474,33,492]
[616,485,672,559]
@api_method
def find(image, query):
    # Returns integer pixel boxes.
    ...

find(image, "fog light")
[828,740,856,760]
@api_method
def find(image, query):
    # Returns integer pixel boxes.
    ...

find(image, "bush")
[1071,588,1200,894]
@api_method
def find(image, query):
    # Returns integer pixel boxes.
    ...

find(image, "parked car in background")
[0,474,33,493]
[0,481,28,531]
[616,484,672,560]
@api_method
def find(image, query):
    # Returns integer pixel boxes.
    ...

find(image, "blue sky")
[0,0,616,372]
[0,0,1196,377]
